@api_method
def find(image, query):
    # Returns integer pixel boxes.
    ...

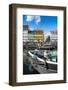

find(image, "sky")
[23,15,57,33]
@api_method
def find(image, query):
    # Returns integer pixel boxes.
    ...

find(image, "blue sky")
[23,15,57,33]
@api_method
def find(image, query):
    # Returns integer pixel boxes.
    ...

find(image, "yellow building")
[34,30,44,42]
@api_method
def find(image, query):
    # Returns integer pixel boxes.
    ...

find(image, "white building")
[44,32,46,42]
[46,30,57,42]
[23,31,28,42]
[23,25,29,42]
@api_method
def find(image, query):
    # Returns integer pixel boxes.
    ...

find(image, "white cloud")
[26,15,41,24]
[34,16,41,24]
[26,16,34,22]
[30,27,34,31]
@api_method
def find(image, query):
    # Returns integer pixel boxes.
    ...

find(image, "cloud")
[34,16,41,24]
[26,16,34,22]
[30,27,34,31]
[26,15,41,24]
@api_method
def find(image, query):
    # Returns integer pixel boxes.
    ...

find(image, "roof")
[23,25,29,31]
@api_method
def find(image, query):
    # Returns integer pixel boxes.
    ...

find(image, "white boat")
[28,51,45,64]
